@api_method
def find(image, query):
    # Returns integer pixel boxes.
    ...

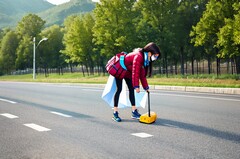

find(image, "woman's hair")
[143,42,161,77]
[143,42,161,55]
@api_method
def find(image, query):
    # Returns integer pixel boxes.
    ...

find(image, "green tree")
[39,25,65,76]
[217,2,240,74]
[191,0,240,74]
[16,14,46,37]
[137,0,182,75]
[0,28,11,53]
[78,13,96,75]
[0,29,3,45]
[172,0,207,75]
[62,16,84,74]
[15,14,46,70]
[62,14,96,75]
[61,15,78,68]
[93,0,138,59]
[0,31,19,74]
[15,35,32,70]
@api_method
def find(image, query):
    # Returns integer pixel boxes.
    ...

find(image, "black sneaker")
[112,111,121,122]
[132,109,141,119]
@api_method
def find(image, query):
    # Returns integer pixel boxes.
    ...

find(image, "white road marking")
[24,123,51,132]
[131,133,153,138]
[0,98,17,104]
[152,92,240,102]
[50,111,72,118]
[0,113,19,119]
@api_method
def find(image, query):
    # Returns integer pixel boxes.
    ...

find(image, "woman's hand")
[135,88,140,93]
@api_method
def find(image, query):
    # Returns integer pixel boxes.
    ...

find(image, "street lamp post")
[33,37,48,79]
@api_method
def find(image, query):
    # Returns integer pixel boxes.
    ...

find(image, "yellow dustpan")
[139,92,157,124]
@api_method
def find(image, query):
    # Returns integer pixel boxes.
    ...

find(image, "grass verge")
[0,73,240,88]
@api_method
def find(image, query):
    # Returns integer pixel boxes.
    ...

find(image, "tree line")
[0,0,239,77]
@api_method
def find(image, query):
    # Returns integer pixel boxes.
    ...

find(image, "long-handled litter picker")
[139,91,157,124]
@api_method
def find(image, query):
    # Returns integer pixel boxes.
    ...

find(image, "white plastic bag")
[102,75,147,108]
[135,91,148,108]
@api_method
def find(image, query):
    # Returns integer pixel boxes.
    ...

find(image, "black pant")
[114,78,135,107]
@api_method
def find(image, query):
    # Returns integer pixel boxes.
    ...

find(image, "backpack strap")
[120,55,127,70]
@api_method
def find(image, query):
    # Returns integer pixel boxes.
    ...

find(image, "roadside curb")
[152,85,240,95]
[1,81,240,95]
[69,83,240,95]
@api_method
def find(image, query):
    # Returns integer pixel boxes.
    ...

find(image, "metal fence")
[11,60,238,76]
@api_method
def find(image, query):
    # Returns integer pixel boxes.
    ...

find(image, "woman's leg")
[114,78,123,112]
[124,78,135,110]
[113,78,123,122]
[125,78,141,119]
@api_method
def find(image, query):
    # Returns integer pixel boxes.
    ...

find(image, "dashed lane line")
[23,123,51,132]
[131,133,153,138]
[50,111,72,118]
[0,113,19,119]
[0,98,17,104]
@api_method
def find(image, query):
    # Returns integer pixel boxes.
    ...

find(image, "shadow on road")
[11,96,240,144]
[154,118,240,144]
[17,99,94,119]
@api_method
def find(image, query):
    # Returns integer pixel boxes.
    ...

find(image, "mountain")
[0,0,95,29]
[0,0,54,28]
[38,0,95,27]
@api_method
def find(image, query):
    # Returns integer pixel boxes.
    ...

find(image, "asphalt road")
[0,81,240,159]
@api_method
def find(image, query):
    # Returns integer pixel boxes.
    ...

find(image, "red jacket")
[124,51,149,90]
